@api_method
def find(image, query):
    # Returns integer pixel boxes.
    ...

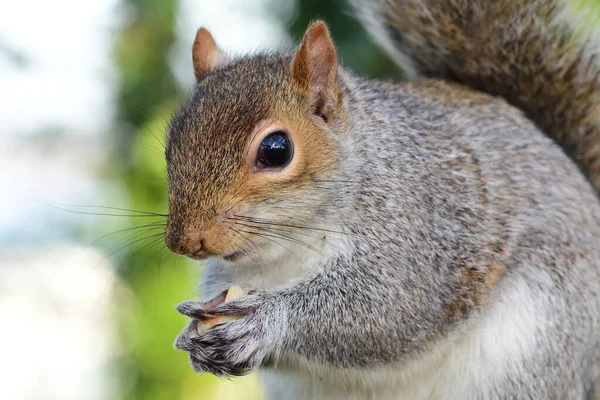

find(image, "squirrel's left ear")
[192,28,229,80]
[291,21,340,124]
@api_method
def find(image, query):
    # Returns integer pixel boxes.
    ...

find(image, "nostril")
[192,238,206,255]
[165,227,207,257]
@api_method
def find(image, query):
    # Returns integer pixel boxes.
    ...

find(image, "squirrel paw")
[174,292,277,377]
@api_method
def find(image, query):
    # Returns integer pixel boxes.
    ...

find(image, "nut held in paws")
[196,285,245,335]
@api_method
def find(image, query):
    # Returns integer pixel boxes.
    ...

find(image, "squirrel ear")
[192,28,228,80]
[291,21,339,123]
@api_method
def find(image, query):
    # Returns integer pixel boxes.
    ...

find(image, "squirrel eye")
[256,131,293,169]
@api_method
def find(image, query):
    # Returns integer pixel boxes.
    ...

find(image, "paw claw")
[175,290,273,377]
[209,295,261,315]
[176,301,215,320]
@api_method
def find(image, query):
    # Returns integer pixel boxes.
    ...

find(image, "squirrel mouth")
[222,250,244,262]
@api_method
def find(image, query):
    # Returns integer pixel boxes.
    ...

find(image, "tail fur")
[353,0,600,190]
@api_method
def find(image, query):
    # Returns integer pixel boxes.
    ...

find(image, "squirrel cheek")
[201,223,238,255]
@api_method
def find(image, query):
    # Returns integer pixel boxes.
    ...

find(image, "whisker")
[235,228,297,257]
[144,122,166,148]
[157,245,172,270]
[313,179,361,184]
[140,142,166,158]
[235,219,357,256]
[81,223,167,251]
[95,231,165,268]
[230,227,276,265]
[235,227,322,255]
[228,228,270,284]
[233,221,323,241]
[230,227,277,266]
[230,215,350,236]
[101,225,166,255]
[117,235,166,272]
[40,202,168,218]
[39,201,168,216]
[147,239,170,269]
[313,177,423,184]
[229,227,260,255]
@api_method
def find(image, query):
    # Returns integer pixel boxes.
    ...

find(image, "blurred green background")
[0,0,598,399]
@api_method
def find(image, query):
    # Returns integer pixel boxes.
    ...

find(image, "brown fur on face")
[165,23,343,260]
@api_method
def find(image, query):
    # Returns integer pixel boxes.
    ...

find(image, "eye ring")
[256,131,294,169]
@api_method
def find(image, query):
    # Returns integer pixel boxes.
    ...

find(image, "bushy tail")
[353,0,600,190]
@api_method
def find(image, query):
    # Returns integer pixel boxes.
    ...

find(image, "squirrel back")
[353,0,600,190]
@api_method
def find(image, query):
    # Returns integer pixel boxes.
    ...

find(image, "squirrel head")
[165,21,348,263]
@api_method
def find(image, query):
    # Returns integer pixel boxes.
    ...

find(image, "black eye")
[256,132,293,169]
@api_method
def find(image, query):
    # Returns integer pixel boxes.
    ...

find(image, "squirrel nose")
[165,229,205,257]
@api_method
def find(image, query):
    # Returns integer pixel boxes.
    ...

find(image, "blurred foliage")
[0,35,29,69]
[113,0,179,157]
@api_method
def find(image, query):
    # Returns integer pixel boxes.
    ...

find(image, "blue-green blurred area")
[1,0,598,399]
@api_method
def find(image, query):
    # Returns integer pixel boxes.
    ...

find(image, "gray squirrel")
[165,0,600,398]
